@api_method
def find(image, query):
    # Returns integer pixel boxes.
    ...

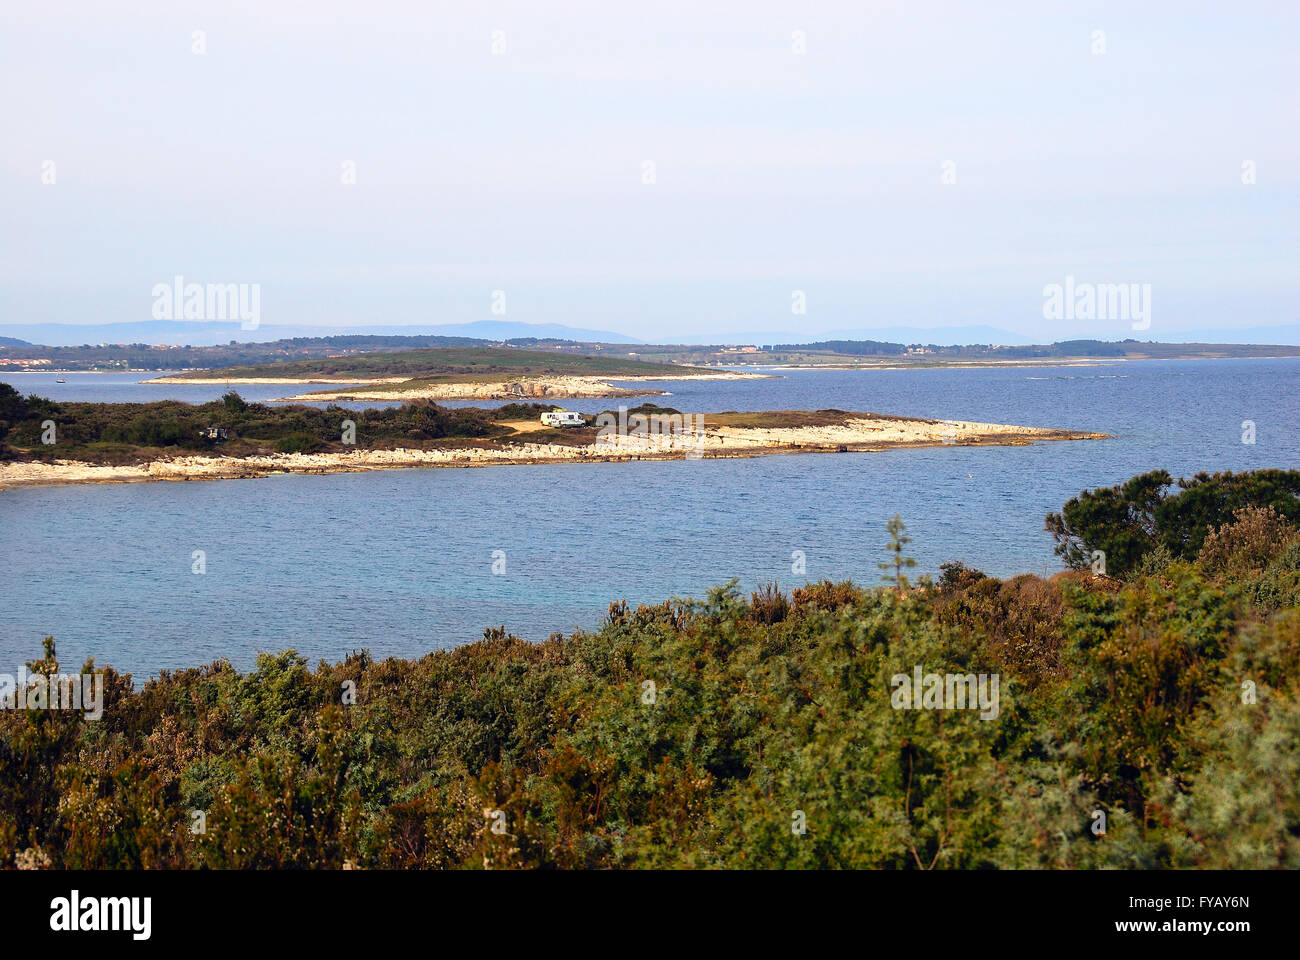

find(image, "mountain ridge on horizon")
[2,318,1298,349]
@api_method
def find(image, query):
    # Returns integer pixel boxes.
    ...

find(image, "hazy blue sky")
[2,1,1296,342]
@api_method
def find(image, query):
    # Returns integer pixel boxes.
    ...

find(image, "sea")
[2,358,1296,678]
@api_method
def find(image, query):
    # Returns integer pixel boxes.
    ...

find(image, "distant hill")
[0,320,642,348]
[0,336,31,347]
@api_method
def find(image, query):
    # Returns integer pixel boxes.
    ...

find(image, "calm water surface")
[2,359,1296,678]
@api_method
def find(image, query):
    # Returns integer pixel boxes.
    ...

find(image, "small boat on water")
[56,377,67,383]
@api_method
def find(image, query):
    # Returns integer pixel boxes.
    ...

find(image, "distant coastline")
[6,335,1299,378]
[140,370,766,402]
[725,354,1300,372]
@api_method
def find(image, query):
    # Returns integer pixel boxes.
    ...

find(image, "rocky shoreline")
[0,416,1107,491]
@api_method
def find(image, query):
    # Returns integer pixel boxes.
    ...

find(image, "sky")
[1,0,1297,343]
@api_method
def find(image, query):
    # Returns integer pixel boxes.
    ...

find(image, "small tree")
[1045,469,1170,575]
[879,514,917,593]
[0,383,27,442]
[221,391,248,415]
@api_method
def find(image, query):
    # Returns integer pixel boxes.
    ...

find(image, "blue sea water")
[1,358,1297,679]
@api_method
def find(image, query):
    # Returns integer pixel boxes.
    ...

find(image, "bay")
[2,358,1295,678]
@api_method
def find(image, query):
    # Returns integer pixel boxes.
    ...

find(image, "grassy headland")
[0,388,1106,489]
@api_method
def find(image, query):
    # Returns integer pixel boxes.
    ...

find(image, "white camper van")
[540,410,585,428]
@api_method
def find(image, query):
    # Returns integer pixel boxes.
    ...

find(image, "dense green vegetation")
[2,472,1297,869]
[0,384,555,463]
[1046,468,1300,576]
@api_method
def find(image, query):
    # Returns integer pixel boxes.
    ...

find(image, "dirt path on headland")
[0,415,1107,491]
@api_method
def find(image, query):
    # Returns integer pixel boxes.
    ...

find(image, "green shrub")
[1197,505,1298,579]
[276,432,322,454]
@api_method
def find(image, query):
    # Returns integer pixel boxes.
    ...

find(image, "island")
[0,387,1106,490]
